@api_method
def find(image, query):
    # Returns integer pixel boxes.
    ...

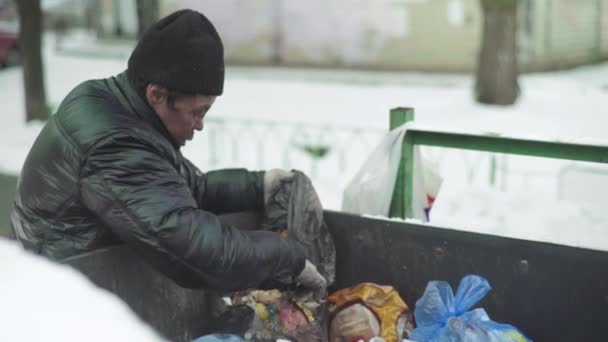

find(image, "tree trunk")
[15,0,49,121]
[136,0,159,38]
[84,0,100,32]
[271,0,283,65]
[475,0,519,106]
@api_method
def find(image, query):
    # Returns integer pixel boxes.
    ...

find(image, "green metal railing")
[388,107,608,219]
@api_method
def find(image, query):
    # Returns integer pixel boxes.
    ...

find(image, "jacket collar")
[111,71,181,150]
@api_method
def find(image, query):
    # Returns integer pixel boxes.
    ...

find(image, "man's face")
[147,85,216,146]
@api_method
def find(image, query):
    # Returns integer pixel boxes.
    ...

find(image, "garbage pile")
[233,289,323,341]
[197,275,531,342]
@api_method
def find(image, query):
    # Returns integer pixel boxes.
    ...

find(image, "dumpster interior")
[63,210,608,341]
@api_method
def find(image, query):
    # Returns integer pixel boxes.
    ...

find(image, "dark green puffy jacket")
[11,72,305,289]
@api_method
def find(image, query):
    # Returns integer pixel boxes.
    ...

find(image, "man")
[11,9,326,295]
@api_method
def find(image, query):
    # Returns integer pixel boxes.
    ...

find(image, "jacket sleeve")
[182,158,265,214]
[79,135,305,290]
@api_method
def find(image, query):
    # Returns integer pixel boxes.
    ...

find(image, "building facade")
[162,0,608,72]
[84,0,608,72]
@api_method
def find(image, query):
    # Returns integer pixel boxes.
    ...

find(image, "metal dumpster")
[64,211,608,341]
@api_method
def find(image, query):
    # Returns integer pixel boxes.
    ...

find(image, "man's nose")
[194,118,204,131]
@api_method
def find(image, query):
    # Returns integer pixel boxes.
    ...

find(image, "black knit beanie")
[127,9,224,95]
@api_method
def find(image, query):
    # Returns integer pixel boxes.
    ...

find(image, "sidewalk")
[54,30,135,59]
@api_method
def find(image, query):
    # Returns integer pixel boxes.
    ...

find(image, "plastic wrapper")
[192,334,244,342]
[327,283,413,342]
[329,303,381,340]
[263,170,336,283]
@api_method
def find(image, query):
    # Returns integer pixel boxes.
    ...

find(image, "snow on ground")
[432,188,608,251]
[1,33,608,251]
[0,237,166,341]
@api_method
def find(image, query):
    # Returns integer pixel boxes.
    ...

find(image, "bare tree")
[475,0,519,105]
[15,0,49,121]
[271,0,283,65]
[136,0,159,38]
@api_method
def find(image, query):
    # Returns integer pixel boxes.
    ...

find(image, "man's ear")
[145,84,167,106]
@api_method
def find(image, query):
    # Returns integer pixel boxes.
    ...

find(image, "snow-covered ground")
[2,33,608,251]
[0,237,166,341]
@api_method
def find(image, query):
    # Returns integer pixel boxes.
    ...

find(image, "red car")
[0,27,18,67]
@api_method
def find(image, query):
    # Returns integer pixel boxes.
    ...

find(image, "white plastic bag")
[342,125,442,221]
[412,146,443,222]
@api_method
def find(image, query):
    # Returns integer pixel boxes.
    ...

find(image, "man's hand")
[295,260,327,302]
[263,169,294,205]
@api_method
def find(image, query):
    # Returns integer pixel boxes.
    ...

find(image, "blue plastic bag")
[410,275,531,342]
[192,334,244,342]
